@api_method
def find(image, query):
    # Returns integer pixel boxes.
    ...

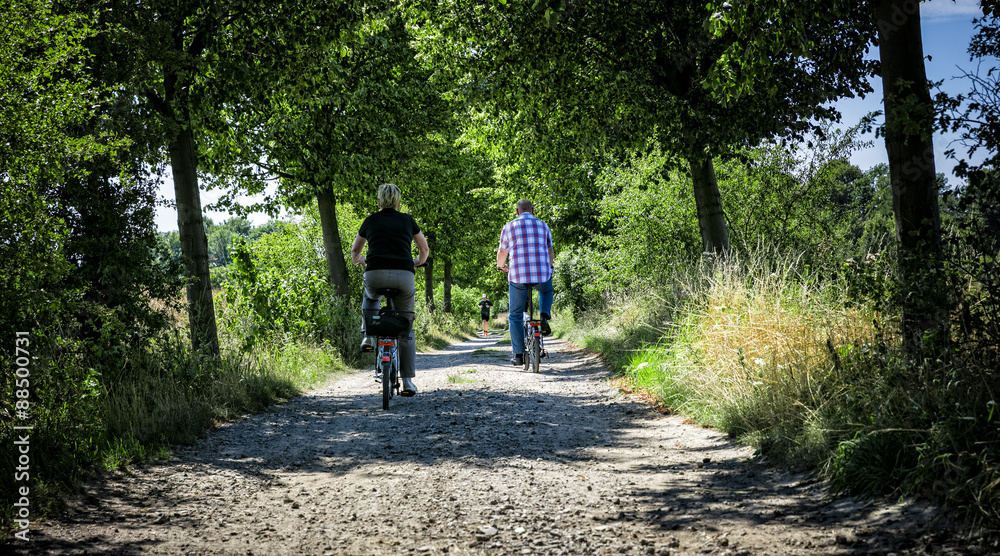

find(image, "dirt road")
[8,335,979,555]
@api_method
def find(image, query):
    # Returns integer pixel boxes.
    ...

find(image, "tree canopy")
[404,0,877,253]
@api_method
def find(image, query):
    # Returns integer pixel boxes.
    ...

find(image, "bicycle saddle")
[376,287,402,297]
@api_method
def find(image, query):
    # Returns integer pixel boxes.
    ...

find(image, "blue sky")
[154,0,991,232]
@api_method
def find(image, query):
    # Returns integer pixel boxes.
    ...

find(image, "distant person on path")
[478,294,493,337]
[496,199,554,366]
[350,183,430,396]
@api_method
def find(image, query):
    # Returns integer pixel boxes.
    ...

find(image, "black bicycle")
[363,288,412,410]
[521,287,545,373]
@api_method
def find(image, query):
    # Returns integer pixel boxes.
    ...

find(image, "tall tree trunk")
[875,0,946,347]
[443,259,453,314]
[689,154,730,255]
[317,189,350,299]
[169,124,219,357]
[424,258,435,313]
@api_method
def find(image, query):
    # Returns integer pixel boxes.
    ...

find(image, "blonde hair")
[377,183,402,210]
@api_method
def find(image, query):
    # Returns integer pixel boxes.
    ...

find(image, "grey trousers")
[361,269,417,378]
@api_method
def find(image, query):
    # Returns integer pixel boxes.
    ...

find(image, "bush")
[553,245,609,315]
[434,281,488,325]
[220,216,362,359]
[592,146,700,289]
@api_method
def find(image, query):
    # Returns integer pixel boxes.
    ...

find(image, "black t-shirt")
[479,299,493,317]
[358,208,421,273]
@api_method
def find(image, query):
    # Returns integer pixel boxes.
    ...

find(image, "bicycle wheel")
[531,334,541,373]
[390,357,399,396]
[381,355,392,410]
[522,328,531,371]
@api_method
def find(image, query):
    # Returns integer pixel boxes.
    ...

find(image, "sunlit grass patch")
[447,368,478,384]
[492,313,510,330]
[620,252,883,467]
[559,290,674,374]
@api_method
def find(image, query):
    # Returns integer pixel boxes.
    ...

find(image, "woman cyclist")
[350,183,430,396]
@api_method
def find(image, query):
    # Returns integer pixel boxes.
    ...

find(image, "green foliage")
[433,282,486,325]
[0,172,186,531]
[4,0,1000,538]
[1,1,199,533]
[161,218,284,283]
[220,213,361,355]
[0,0,115,337]
[0,184,73,332]
[562,241,1000,528]
[100,331,343,453]
[405,0,877,251]
[558,287,678,376]
[0,0,108,185]
[1,318,351,535]
[205,217,252,268]
[409,291,476,350]
[549,145,698,317]
[593,146,702,285]
[721,126,894,258]
[404,132,507,288]
[553,246,608,316]
[1,328,106,498]
[940,8,1000,184]
[208,6,447,210]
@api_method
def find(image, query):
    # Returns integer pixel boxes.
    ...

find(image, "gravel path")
[8,335,980,555]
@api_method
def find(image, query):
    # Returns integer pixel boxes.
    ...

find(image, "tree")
[205,217,252,268]
[404,0,876,256]
[96,0,238,356]
[693,0,948,345]
[873,0,946,344]
[1,0,107,332]
[937,5,1000,356]
[89,1,388,354]
[206,7,449,299]
[942,4,1000,184]
[957,4,1000,244]
[404,131,505,313]
[720,124,882,254]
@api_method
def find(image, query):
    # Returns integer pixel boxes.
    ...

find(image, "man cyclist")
[351,183,429,396]
[496,199,554,366]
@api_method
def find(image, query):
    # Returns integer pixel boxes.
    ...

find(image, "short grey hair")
[378,183,402,210]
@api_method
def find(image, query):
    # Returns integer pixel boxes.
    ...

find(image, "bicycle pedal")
[540,350,547,358]
[361,346,374,353]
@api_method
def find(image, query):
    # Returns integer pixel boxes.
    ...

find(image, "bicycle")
[362,287,413,410]
[521,286,545,373]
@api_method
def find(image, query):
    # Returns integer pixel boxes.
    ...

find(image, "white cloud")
[922,0,982,21]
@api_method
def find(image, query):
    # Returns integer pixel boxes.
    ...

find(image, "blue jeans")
[508,279,553,356]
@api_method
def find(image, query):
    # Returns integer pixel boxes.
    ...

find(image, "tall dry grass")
[624,252,885,465]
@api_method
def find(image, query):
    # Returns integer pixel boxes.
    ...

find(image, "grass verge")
[0,331,351,539]
[559,250,1000,535]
